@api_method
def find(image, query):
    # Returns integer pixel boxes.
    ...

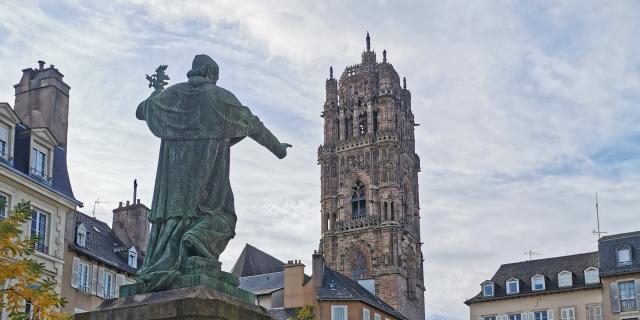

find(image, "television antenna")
[524,250,541,261]
[92,198,111,218]
[592,192,607,239]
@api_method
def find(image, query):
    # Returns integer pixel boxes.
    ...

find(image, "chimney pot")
[50,64,54,69]
[126,200,130,206]
[137,199,140,204]
[119,201,123,208]
[37,60,45,70]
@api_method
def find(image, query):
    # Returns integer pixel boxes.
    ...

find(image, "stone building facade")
[318,33,425,320]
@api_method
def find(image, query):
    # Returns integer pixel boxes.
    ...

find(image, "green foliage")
[0,200,70,320]
[287,305,314,320]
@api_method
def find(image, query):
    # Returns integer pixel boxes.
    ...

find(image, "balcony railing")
[621,299,637,312]
[33,242,49,255]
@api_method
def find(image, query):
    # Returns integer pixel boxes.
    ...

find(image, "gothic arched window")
[351,180,366,219]
[352,249,369,279]
[359,113,367,136]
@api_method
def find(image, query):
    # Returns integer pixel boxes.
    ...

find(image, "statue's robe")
[135,75,285,289]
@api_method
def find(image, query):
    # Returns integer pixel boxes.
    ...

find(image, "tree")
[0,200,70,320]
[287,305,314,320]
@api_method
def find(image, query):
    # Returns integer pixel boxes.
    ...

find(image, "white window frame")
[363,308,370,320]
[558,270,573,288]
[482,282,494,297]
[618,280,637,312]
[586,303,602,320]
[533,310,548,320]
[617,246,632,265]
[77,261,90,293]
[374,313,381,320]
[560,307,575,320]
[584,267,599,285]
[128,247,137,268]
[531,274,546,291]
[102,271,115,299]
[76,224,86,247]
[506,278,519,294]
[0,193,8,220]
[30,210,48,254]
[482,316,497,320]
[508,314,522,320]
[30,144,48,179]
[0,123,9,160]
[331,305,347,320]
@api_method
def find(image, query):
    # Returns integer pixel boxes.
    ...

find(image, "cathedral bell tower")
[318,33,425,320]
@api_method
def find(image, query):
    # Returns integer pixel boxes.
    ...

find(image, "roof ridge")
[500,251,598,267]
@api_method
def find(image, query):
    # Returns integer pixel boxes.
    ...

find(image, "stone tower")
[318,33,425,320]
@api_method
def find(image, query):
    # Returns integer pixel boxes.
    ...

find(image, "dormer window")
[30,145,48,178]
[558,270,573,288]
[0,123,8,160]
[617,245,632,265]
[482,281,494,297]
[506,278,519,294]
[584,267,599,284]
[76,223,86,247]
[531,274,545,291]
[128,247,137,268]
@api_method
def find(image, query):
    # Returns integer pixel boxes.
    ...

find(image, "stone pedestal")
[75,286,271,320]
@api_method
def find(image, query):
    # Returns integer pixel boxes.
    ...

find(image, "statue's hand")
[282,143,293,149]
[277,143,292,159]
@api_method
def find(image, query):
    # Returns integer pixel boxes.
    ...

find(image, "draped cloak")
[135,75,285,288]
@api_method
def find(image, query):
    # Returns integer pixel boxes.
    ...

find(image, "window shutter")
[521,313,528,320]
[115,274,124,298]
[91,264,98,295]
[97,267,105,298]
[635,279,640,308]
[548,310,554,320]
[610,282,621,313]
[529,312,534,320]
[71,257,79,289]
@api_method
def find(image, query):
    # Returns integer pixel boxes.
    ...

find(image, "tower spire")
[366,32,371,51]
[383,50,387,63]
[403,77,407,90]
[330,66,333,79]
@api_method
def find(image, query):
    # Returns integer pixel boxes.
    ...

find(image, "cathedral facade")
[318,34,425,320]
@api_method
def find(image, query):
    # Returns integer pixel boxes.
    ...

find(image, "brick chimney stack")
[112,182,150,253]
[14,60,71,150]
[312,251,324,289]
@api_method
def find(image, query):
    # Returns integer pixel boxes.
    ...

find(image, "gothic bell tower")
[318,33,425,320]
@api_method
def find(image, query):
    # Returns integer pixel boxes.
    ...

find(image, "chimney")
[14,60,71,150]
[283,259,306,308]
[112,194,150,253]
[312,251,324,289]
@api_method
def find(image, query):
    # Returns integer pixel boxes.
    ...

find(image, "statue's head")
[187,54,219,84]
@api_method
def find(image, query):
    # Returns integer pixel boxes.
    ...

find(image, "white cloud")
[1,1,639,319]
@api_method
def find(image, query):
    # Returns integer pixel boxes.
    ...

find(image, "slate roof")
[239,271,285,295]
[68,211,139,275]
[267,308,299,320]
[0,123,80,206]
[317,266,408,320]
[465,252,600,304]
[231,243,286,277]
[599,231,640,277]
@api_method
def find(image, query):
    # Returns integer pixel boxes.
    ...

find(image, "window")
[30,146,48,178]
[351,180,366,219]
[561,307,576,320]
[618,246,632,265]
[506,279,519,294]
[584,267,599,284]
[128,247,137,268]
[508,315,522,320]
[363,308,370,320]
[331,305,347,320]
[30,210,48,254]
[103,271,114,299]
[531,275,545,291]
[0,124,8,159]
[76,224,86,247]
[619,280,637,311]
[374,314,381,320]
[359,113,368,136]
[558,271,573,288]
[482,282,494,297]
[534,311,548,320]
[482,316,496,320]
[586,304,602,320]
[0,193,7,220]
[77,262,90,292]
[352,249,369,279]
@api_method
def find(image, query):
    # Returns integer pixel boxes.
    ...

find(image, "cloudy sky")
[1,1,639,319]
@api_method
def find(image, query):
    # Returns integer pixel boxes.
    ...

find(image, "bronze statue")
[135,55,291,293]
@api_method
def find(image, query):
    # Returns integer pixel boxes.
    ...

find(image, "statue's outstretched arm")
[249,125,291,159]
